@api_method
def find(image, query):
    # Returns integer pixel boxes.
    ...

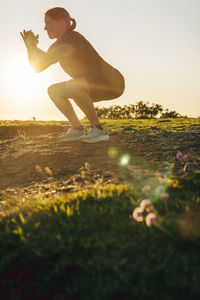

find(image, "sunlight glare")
[3,56,49,102]
[119,154,131,166]
[107,147,119,159]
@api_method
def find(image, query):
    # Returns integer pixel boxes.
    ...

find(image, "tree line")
[95,101,184,119]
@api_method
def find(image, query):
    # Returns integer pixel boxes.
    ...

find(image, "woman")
[20,7,125,143]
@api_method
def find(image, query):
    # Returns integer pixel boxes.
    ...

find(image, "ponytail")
[70,17,76,31]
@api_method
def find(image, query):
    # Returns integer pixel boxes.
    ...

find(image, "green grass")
[0,117,200,299]
[1,171,200,299]
[0,117,199,129]
[103,117,200,132]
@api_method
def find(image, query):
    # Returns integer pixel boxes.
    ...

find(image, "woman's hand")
[20,30,39,48]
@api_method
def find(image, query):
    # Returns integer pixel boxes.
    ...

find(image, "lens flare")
[119,153,131,166]
[118,152,173,202]
[107,147,119,159]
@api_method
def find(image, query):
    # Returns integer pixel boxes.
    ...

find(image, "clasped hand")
[20,30,39,48]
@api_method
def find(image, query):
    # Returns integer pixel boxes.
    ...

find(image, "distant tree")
[160,109,180,118]
[149,103,163,118]
[134,101,148,118]
[95,101,183,119]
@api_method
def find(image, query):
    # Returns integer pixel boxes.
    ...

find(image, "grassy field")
[0,118,200,299]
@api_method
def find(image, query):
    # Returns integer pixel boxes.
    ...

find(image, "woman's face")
[44,15,68,39]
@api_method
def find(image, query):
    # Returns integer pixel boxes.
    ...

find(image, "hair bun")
[70,17,76,31]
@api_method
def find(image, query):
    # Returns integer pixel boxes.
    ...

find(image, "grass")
[0,117,200,299]
[1,172,200,299]
[0,117,199,128]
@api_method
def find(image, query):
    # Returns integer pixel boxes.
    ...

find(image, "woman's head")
[44,7,76,39]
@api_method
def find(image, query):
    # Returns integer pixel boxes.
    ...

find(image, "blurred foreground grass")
[1,172,200,299]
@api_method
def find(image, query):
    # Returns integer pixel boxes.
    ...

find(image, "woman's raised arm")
[26,43,74,72]
[20,30,74,72]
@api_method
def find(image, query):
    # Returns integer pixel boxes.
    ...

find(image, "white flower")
[132,207,144,222]
[145,213,157,227]
[140,199,151,209]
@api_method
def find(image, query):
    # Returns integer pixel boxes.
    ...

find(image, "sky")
[0,0,199,120]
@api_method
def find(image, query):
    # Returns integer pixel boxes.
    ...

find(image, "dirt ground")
[0,121,200,199]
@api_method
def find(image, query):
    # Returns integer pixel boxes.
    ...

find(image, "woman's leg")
[48,78,101,127]
[48,84,83,129]
[65,78,101,126]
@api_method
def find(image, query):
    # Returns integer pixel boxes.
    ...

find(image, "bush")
[95,101,184,119]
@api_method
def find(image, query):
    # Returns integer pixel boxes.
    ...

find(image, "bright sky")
[0,0,199,120]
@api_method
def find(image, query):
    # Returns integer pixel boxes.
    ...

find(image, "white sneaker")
[81,126,109,143]
[59,127,86,141]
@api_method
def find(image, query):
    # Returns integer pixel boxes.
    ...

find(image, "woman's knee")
[48,82,76,100]
[48,82,68,100]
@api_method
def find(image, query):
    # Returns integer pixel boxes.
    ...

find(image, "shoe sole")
[59,134,85,142]
[81,135,109,143]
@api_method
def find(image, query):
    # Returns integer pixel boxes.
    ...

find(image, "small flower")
[140,199,151,209]
[145,213,157,227]
[176,151,183,161]
[182,154,188,162]
[161,192,169,199]
[132,207,144,222]
[176,152,188,162]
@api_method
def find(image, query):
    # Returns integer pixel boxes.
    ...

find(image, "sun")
[2,55,51,118]
[3,56,42,97]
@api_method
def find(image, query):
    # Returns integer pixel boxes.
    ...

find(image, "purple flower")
[145,213,157,227]
[161,192,169,199]
[176,151,188,162]
[176,151,183,161]
[132,207,144,222]
[182,154,188,162]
